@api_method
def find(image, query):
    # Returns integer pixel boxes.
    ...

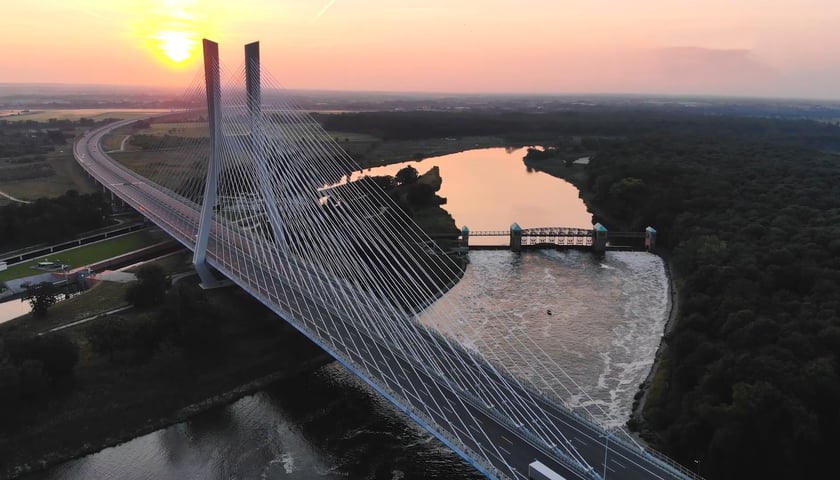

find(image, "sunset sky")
[1,0,839,99]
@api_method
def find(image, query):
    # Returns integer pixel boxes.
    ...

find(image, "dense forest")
[318,110,840,151]
[324,110,840,479]
[0,191,111,251]
[568,135,840,479]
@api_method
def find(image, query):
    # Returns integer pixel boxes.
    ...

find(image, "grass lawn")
[348,136,510,168]
[0,281,133,339]
[0,150,98,200]
[0,230,167,283]
[100,133,131,152]
[143,122,210,138]
[326,131,381,143]
[109,149,204,183]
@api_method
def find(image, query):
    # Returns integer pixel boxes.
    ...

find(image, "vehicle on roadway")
[529,460,567,480]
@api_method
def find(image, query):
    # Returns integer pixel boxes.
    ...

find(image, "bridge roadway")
[74,119,690,480]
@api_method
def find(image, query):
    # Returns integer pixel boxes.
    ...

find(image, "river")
[0,298,30,323]
[27,147,669,479]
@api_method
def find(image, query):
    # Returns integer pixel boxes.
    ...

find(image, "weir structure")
[458,223,655,254]
[71,39,700,480]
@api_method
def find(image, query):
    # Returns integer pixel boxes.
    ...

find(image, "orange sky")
[1,0,839,99]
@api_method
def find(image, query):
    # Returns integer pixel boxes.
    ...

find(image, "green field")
[100,133,132,152]
[0,230,167,283]
[143,122,210,138]
[345,135,508,168]
[109,149,204,184]
[0,150,98,201]
[2,109,169,123]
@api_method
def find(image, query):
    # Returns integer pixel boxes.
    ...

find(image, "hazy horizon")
[2,1,840,100]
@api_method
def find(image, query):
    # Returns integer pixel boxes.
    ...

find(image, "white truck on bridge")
[528,461,567,480]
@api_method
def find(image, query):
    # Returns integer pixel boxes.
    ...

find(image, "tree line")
[0,265,230,431]
[0,190,112,251]
[317,109,840,149]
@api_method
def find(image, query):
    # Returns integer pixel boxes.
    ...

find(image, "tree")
[369,175,396,191]
[24,282,58,318]
[406,183,437,207]
[33,334,79,381]
[126,265,170,308]
[395,166,419,185]
[85,315,132,362]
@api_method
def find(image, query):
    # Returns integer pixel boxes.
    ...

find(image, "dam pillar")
[460,226,470,250]
[510,223,522,253]
[592,223,608,254]
[645,226,657,252]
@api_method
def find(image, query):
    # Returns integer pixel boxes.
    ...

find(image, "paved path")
[119,134,132,151]
[38,304,133,336]
[0,189,30,204]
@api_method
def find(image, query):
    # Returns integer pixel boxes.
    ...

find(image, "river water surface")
[28,148,668,480]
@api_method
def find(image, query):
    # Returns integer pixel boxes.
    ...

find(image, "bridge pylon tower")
[193,38,226,288]
[246,41,288,251]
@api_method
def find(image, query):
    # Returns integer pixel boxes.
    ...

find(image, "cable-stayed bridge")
[73,39,698,480]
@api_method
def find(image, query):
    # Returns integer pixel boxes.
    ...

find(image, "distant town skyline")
[2,0,839,99]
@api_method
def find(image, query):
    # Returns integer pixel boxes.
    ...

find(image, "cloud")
[639,46,781,94]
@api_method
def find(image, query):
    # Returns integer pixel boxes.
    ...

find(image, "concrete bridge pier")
[460,226,470,251]
[645,226,657,252]
[510,223,522,252]
[592,223,608,254]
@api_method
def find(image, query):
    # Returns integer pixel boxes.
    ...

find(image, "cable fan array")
[111,55,655,479]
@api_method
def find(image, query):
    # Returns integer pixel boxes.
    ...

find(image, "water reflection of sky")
[355,147,593,232]
[0,298,30,324]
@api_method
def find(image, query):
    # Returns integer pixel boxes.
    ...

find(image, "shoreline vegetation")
[0,265,333,480]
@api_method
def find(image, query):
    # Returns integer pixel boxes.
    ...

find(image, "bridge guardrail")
[530,388,704,480]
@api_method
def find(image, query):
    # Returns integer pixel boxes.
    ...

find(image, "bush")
[126,265,170,308]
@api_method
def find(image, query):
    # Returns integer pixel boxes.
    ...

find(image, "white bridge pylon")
[82,38,702,480]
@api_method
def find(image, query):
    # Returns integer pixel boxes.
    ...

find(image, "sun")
[134,0,207,67]
[155,30,197,64]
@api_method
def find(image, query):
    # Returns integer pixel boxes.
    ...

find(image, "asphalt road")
[74,119,693,480]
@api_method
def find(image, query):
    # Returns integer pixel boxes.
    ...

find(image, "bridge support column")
[593,222,608,255]
[193,39,225,289]
[509,223,522,252]
[645,226,657,252]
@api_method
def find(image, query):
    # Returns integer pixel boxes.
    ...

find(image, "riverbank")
[0,280,333,480]
[629,253,679,436]
[6,355,331,480]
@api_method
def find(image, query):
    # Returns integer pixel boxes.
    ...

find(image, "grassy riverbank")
[0,229,167,284]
